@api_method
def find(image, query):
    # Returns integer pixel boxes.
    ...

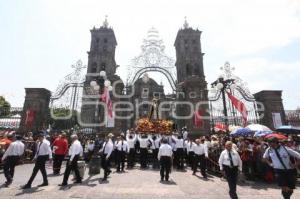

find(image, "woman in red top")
[52,133,68,175]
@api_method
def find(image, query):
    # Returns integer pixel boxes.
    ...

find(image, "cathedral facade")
[80,19,210,135]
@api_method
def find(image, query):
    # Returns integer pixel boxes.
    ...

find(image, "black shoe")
[165,178,169,181]
[22,184,31,189]
[58,183,68,186]
[5,180,12,187]
[74,181,82,184]
[102,178,107,182]
[37,182,48,187]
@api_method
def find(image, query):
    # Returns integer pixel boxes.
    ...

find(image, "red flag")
[194,109,204,128]
[25,110,35,128]
[227,92,248,125]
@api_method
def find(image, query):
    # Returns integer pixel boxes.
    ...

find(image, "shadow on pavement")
[15,187,43,196]
[160,180,177,185]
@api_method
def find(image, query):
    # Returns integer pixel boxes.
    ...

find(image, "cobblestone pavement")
[0,163,299,199]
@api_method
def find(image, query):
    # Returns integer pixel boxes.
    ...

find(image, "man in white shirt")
[138,134,151,169]
[126,133,137,168]
[263,137,300,199]
[185,138,195,168]
[182,127,188,140]
[218,141,242,199]
[2,134,24,187]
[99,133,114,181]
[23,132,52,189]
[115,134,129,172]
[172,134,185,170]
[192,139,208,178]
[150,134,161,169]
[59,134,83,186]
[158,138,173,181]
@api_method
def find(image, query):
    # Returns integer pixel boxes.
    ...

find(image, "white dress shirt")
[172,136,184,149]
[35,139,52,159]
[158,144,173,160]
[138,135,150,148]
[115,140,129,153]
[150,136,161,149]
[263,145,300,170]
[126,134,137,149]
[185,140,196,153]
[100,139,114,158]
[69,140,83,161]
[218,149,242,171]
[182,131,188,140]
[192,144,208,157]
[2,140,25,160]
[87,143,95,151]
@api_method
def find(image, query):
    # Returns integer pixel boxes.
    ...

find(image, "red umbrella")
[264,133,287,140]
[214,123,227,132]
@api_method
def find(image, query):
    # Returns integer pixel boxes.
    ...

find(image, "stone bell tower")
[80,17,124,133]
[174,19,210,135]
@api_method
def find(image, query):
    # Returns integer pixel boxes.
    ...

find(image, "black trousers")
[160,156,171,180]
[187,151,195,167]
[176,148,184,169]
[152,149,159,168]
[62,155,81,184]
[140,148,148,168]
[101,154,111,179]
[27,155,49,185]
[193,154,207,177]
[3,156,19,182]
[127,148,135,168]
[53,154,65,174]
[116,151,126,171]
[223,165,239,199]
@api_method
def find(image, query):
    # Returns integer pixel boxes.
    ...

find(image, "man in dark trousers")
[52,132,68,175]
[158,138,173,181]
[59,134,83,186]
[1,134,25,187]
[22,132,52,189]
[263,137,300,199]
[99,133,114,181]
[115,134,129,172]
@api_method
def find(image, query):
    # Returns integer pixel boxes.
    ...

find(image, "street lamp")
[211,76,235,128]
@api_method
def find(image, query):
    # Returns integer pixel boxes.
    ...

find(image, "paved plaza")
[0,163,299,199]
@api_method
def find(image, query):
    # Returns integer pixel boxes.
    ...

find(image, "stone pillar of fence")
[19,88,51,134]
[254,90,286,130]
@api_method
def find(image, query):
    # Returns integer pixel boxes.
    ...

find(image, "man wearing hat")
[99,133,114,181]
[22,132,52,189]
[2,134,25,187]
[263,137,300,199]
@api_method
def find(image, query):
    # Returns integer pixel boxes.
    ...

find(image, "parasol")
[230,127,253,137]
[264,133,288,140]
[275,125,300,135]
[254,130,272,137]
[246,124,271,132]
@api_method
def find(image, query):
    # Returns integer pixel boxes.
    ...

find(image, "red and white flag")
[194,109,204,128]
[227,92,248,125]
[101,88,114,127]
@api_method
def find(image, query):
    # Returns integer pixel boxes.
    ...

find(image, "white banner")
[272,112,282,129]
[106,112,115,128]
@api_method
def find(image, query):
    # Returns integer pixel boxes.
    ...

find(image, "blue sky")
[0,0,300,110]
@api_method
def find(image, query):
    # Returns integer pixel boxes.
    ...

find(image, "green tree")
[0,96,11,116]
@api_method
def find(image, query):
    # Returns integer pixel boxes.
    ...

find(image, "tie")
[103,141,107,153]
[228,150,234,168]
[36,142,42,156]
[121,141,123,152]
